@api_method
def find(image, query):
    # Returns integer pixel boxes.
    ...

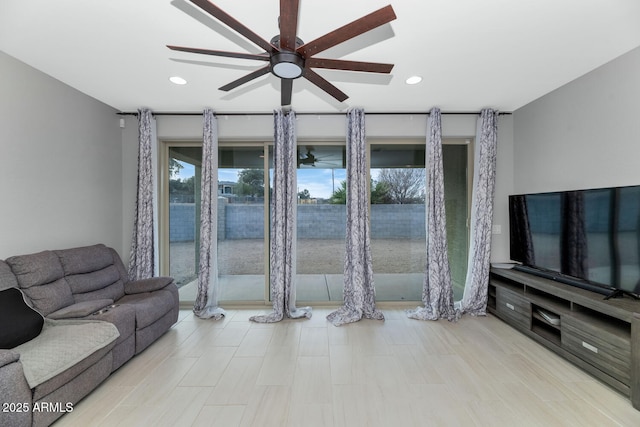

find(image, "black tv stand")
[605,289,640,301]
[488,267,640,411]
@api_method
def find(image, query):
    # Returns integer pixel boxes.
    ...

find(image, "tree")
[329,179,391,204]
[376,168,425,204]
[371,180,391,204]
[329,181,346,204]
[168,159,190,200]
[298,189,311,200]
[169,159,183,179]
[169,176,195,202]
[236,169,264,197]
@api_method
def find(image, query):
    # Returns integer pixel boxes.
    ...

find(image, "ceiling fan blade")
[306,57,394,73]
[303,69,348,102]
[297,5,396,58]
[279,0,299,51]
[281,79,293,106]
[190,0,276,53]
[167,45,270,61]
[219,65,271,91]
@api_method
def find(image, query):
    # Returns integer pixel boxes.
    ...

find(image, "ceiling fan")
[298,147,318,166]
[168,0,397,106]
[297,146,345,168]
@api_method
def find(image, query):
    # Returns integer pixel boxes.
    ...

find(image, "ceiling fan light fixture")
[271,52,304,79]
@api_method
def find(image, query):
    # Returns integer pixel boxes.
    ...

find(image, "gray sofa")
[0,244,179,427]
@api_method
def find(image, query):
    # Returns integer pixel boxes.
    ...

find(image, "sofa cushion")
[0,288,44,349]
[66,267,125,303]
[109,247,131,282]
[5,251,74,315]
[57,245,127,302]
[56,244,114,275]
[125,276,174,294]
[0,350,20,367]
[14,319,119,388]
[0,260,18,291]
[6,250,64,288]
[117,289,177,330]
[23,278,74,316]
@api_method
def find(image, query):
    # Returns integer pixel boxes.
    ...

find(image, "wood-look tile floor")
[54,307,640,427]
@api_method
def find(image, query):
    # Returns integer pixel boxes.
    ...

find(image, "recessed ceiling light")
[169,76,187,85]
[405,75,422,85]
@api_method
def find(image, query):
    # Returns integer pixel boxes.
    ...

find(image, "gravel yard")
[170,238,426,286]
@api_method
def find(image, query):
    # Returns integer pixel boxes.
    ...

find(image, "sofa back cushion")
[0,260,18,291]
[5,251,74,316]
[56,244,126,303]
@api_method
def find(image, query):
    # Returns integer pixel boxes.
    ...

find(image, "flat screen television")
[509,185,640,299]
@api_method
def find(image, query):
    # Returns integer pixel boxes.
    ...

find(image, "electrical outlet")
[492,224,502,234]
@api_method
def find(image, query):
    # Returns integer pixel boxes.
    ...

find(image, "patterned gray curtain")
[460,108,499,315]
[407,108,459,321]
[327,108,384,326]
[128,108,157,280]
[250,110,311,323]
[194,108,225,319]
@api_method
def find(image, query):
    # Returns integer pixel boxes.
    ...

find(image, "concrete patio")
[172,239,465,305]
[178,272,467,305]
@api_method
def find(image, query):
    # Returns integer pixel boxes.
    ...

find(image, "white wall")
[0,52,123,259]
[513,46,640,194]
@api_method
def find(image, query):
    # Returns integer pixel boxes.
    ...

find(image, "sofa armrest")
[0,350,20,368]
[48,299,114,319]
[125,276,175,294]
[0,350,32,427]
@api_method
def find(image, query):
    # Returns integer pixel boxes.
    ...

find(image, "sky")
[297,168,347,199]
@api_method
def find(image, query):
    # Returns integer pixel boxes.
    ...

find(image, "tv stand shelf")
[489,267,640,410]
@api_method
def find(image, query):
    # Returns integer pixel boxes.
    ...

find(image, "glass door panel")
[370,144,426,301]
[296,145,346,301]
[218,146,267,302]
[442,144,469,300]
[370,142,470,302]
[167,146,202,301]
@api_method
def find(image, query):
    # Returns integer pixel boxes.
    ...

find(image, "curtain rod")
[117,111,511,117]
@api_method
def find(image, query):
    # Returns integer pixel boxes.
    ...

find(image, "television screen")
[509,185,640,297]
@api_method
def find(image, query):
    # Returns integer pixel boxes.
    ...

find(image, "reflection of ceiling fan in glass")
[297,146,345,168]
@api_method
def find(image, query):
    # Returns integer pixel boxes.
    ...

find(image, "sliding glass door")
[162,138,470,304]
[166,145,201,294]
[370,140,471,301]
[163,143,268,304]
[370,143,427,301]
[217,145,268,302]
[442,142,471,300]
[296,145,346,301]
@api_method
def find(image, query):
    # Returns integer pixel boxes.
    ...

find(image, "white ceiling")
[1,0,639,114]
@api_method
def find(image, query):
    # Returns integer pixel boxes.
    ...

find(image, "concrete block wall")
[370,205,425,238]
[225,205,265,239]
[297,205,346,238]
[169,203,196,242]
[170,203,427,241]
